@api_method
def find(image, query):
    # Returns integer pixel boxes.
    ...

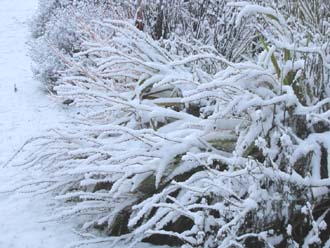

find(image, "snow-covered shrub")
[140,0,259,61]
[23,1,330,247]
[30,0,269,90]
[30,0,135,90]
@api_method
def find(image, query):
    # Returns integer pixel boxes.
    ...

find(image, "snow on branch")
[22,1,330,247]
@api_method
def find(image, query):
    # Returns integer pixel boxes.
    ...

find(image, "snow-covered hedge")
[24,1,330,247]
[30,0,135,89]
[30,0,267,90]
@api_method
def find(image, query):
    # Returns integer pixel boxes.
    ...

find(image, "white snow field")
[0,0,83,247]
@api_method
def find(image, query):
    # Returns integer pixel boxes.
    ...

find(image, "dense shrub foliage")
[30,0,265,89]
[26,1,330,247]
[30,0,134,88]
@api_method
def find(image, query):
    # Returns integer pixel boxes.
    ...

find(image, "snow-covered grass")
[24,1,330,247]
[3,0,330,247]
[0,2,169,248]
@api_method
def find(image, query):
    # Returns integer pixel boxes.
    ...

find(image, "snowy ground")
[0,0,84,247]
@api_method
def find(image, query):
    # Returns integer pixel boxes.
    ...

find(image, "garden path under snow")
[0,0,82,247]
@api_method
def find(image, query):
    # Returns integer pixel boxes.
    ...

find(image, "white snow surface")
[0,0,82,247]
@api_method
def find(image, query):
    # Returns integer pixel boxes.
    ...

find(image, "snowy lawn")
[0,0,83,247]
